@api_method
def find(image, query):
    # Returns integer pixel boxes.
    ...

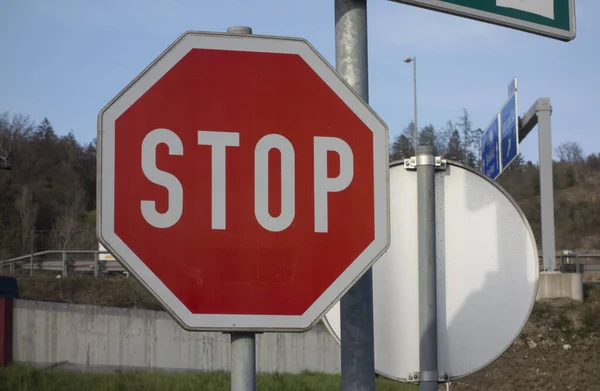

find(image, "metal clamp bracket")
[403,155,447,171]
[406,371,450,383]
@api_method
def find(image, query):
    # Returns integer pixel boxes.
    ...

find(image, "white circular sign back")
[323,161,539,381]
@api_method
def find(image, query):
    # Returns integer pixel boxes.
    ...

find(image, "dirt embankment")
[453,283,600,391]
[15,274,163,311]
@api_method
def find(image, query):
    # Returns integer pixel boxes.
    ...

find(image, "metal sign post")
[334,1,376,390]
[416,146,440,391]
[230,332,256,391]
[223,26,257,391]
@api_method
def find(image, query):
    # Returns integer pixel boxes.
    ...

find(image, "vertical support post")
[230,333,256,391]
[536,98,556,271]
[29,230,34,276]
[335,1,375,390]
[225,24,256,391]
[62,250,67,277]
[94,251,99,278]
[416,145,439,391]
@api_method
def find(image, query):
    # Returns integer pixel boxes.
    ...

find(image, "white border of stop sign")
[97,31,390,332]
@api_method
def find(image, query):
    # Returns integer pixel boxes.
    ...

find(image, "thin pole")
[225,25,256,391]
[30,230,34,276]
[416,145,438,391]
[62,250,67,277]
[94,251,99,278]
[413,58,418,153]
[335,1,375,390]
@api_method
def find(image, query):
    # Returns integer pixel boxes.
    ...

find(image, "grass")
[0,365,417,391]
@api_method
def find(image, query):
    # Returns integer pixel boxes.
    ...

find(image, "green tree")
[390,121,417,161]
[587,153,600,171]
[471,127,484,169]
[445,129,463,162]
[497,154,527,197]
[0,113,98,257]
[456,109,473,161]
[390,134,413,161]
[419,124,435,147]
[529,168,540,196]
[35,117,56,140]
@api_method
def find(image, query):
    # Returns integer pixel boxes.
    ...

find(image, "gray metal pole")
[225,25,256,391]
[413,57,418,153]
[416,145,438,391]
[536,98,556,271]
[230,333,256,391]
[334,1,375,390]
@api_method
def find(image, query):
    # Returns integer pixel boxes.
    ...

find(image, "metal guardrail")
[1,250,599,278]
[547,252,600,274]
[0,250,127,277]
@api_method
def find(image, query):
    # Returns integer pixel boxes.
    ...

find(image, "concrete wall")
[13,300,341,374]
[536,271,584,301]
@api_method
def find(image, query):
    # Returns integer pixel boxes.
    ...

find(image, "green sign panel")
[388,0,576,41]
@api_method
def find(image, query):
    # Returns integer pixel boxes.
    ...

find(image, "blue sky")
[0,0,597,163]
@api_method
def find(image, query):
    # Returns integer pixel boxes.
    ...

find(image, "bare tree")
[433,123,450,158]
[456,109,474,160]
[556,141,584,163]
[0,113,33,157]
[0,155,10,170]
[15,185,38,254]
[51,187,85,250]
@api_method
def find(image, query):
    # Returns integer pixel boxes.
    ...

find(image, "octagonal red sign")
[98,31,389,331]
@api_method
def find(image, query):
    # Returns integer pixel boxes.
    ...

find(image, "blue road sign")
[508,77,517,98]
[500,93,519,170]
[481,114,501,180]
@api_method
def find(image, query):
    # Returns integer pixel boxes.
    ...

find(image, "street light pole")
[404,56,417,152]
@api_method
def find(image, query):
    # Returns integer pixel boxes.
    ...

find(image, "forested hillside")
[0,109,599,260]
[390,110,600,252]
[0,113,96,258]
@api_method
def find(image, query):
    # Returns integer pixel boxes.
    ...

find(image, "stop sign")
[98,31,389,331]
